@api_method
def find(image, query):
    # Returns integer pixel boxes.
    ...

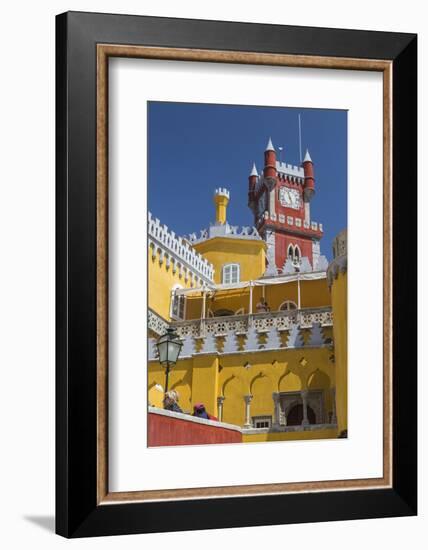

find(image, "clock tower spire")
[248,140,324,272]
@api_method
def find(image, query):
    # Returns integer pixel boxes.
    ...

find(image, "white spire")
[250,162,258,177]
[265,137,275,152]
[303,149,312,162]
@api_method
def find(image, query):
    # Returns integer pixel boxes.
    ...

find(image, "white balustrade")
[172,307,332,340]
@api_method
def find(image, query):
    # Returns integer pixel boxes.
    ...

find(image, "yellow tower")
[213,188,230,225]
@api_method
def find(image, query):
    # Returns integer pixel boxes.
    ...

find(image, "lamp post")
[156,327,183,396]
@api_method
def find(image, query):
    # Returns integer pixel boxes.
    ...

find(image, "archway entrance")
[287,403,316,425]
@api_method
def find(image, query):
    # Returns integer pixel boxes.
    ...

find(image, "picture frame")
[56,11,417,538]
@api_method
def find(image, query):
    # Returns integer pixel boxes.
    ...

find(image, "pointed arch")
[307,369,331,390]
[250,372,275,423]
[278,370,302,392]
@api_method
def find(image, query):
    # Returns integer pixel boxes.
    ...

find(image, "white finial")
[250,163,258,177]
[265,137,275,152]
[303,149,312,163]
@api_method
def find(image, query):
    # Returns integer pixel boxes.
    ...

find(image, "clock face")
[258,193,266,214]
[279,187,301,210]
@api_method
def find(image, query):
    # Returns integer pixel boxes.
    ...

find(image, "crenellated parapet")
[276,161,305,182]
[185,223,262,244]
[148,212,214,284]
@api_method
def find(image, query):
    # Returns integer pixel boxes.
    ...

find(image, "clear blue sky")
[148,102,347,261]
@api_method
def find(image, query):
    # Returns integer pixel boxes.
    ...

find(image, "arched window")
[222,263,240,285]
[279,300,298,311]
[286,243,301,266]
[170,284,186,320]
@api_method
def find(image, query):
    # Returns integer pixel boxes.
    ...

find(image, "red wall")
[148,411,242,447]
[275,232,314,269]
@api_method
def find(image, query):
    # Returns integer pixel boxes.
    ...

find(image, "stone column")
[331,388,337,425]
[217,396,225,422]
[244,395,253,428]
[301,390,309,426]
[272,392,281,428]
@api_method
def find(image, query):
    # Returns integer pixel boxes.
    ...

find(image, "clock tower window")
[287,244,301,266]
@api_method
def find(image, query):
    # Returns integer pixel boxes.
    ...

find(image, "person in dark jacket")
[163,390,183,413]
[193,403,218,421]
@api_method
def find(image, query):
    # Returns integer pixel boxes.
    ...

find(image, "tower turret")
[263,137,277,188]
[248,163,258,213]
[213,188,230,225]
[302,149,315,202]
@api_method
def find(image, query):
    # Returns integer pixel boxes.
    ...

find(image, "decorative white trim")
[148,212,214,283]
[148,308,169,336]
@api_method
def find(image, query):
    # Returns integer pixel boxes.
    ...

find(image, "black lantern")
[156,327,183,395]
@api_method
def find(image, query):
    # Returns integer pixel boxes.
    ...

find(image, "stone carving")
[244,327,260,351]
[307,322,325,347]
[264,328,282,350]
[173,307,333,339]
[148,308,169,336]
[148,338,158,361]
[299,257,312,273]
[287,325,304,348]
[180,334,196,357]
[222,331,237,353]
[201,333,218,354]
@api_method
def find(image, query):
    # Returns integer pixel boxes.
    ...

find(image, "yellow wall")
[193,237,266,284]
[148,247,195,321]
[243,427,338,443]
[148,346,337,440]
[330,271,348,434]
[147,225,346,443]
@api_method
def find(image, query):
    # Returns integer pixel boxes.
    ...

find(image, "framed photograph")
[56,11,417,538]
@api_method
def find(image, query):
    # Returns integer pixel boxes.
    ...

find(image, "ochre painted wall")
[243,427,338,443]
[193,237,266,284]
[148,247,196,321]
[148,346,337,440]
[330,271,348,434]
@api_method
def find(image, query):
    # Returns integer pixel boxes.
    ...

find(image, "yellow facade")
[193,237,266,285]
[148,246,195,321]
[148,199,348,443]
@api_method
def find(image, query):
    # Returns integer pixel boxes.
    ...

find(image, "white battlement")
[186,223,262,244]
[214,187,230,198]
[148,212,214,283]
[276,161,304,179]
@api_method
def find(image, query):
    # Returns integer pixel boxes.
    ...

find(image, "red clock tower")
[248,138,324,273]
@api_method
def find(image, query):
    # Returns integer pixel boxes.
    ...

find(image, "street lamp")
[156,327,183,395]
